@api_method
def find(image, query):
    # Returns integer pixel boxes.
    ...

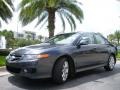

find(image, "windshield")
[45,33,80,44]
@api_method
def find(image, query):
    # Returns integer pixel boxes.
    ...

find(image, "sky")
[1,0,120,37]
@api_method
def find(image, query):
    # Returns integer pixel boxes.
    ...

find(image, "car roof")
[57,32,99,35]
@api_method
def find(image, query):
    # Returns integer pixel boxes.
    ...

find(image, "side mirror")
[80,37,89,45]
[80,39,89,45]
[77,37,89,48]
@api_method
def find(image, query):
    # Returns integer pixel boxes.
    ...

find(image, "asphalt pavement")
[0,62,120,90]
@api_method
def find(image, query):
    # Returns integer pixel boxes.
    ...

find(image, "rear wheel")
[104,55,115,71]
[52,58,69,84]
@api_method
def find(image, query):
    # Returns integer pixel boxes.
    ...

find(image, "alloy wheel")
[62,61,69,81]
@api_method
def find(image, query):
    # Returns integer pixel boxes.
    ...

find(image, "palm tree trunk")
[48,8,55,38]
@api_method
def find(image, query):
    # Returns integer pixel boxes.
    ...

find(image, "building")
[0,36,6,49]
[14,32,25,39]
[14,31,37,40]
[13,31,49,42]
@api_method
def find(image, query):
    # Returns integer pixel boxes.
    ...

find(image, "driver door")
[74,33,98,69]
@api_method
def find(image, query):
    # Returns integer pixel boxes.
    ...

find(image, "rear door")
[93,34,109,64]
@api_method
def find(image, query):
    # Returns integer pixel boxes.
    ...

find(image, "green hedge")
[117,53,120,58]
[0,49,10,56]
[0,56,6,66]
[0,49,10,66]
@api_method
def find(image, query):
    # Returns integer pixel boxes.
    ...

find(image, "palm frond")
[0,0,13,23]
[20,0,47,26]
[5,0,14,10]
[19,0,33,7]
[59,0,83,23]
[58,9,76,31]
[39,18,48,29]
[57,12,65,32]
[35,11,48,27]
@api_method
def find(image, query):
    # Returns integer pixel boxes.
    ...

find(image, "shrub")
[0,56,6,66]
[0,49,10,56]
[15,39,40,47]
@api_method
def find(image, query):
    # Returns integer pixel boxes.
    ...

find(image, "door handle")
[93,47,97,50]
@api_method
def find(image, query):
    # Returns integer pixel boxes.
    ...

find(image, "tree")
[115,30,120,45]
[25,31,36,40]
[107,34,115,44]
[0,29,14,48]
[15,39,40,47]
[38,35,43,41]
[0,0,14,26]
[19,0,83,38]
[2,30,14,38]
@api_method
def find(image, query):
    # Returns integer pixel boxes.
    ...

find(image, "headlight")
[22,55,37,60]
[22,54,49,60]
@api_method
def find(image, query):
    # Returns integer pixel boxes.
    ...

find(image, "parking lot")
[0,62,120,90]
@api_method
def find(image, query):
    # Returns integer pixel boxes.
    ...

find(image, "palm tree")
[0,0,14,26]
[19,0,84,38]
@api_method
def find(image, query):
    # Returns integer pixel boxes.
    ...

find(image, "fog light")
[24,69,28,73]
[23,68,36,73]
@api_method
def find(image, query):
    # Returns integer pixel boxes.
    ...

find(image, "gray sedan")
[6,32,117,84]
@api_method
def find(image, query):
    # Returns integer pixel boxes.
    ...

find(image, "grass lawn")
[0,56,6,66]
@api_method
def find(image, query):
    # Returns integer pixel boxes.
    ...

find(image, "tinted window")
[94,34,106,44]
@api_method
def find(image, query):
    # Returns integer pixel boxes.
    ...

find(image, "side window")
[77,34,94,44]
[87,34,94,44]
[94,34,106,44]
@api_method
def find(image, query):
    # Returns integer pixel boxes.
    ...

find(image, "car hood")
[10,43,65,55]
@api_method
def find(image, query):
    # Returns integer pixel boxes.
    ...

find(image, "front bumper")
[6,59,53,79]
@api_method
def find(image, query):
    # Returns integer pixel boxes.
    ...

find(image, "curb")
[0,66,10,77]
[0,72,10,77]
[0,66,6,71]
[117,58,120,61]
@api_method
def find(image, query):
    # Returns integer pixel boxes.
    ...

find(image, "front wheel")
[52,58,69,84]
[104,55,115,71]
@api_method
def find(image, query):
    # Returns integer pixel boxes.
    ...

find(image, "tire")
[52,58,69,84]
[104,55,115,71]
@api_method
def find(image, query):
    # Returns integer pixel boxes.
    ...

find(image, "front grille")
[6,66,21,73]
